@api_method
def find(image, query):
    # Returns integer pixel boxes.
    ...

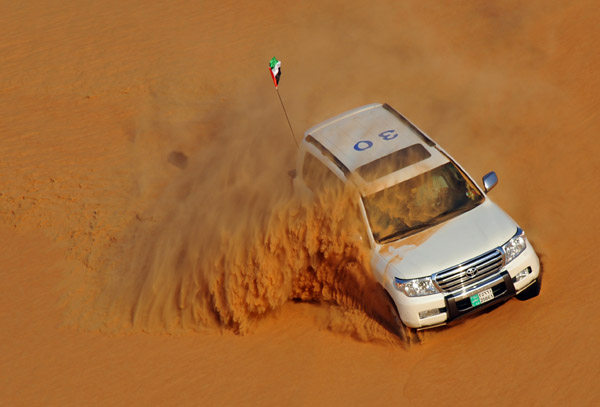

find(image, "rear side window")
[302,153,344,195]
[357,144,431,182]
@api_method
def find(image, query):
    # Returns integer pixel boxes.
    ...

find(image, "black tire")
[516,278,541,301]
[385,296,420,345]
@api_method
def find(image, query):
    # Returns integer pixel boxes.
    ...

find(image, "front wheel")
[385,297,420,345]
[516,278,541,301]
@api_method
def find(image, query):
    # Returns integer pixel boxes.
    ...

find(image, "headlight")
[394,276,439,297]
[502,228,527,264]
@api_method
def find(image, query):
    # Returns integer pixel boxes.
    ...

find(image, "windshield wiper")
[377,209,458,244]
[378,222,435,244]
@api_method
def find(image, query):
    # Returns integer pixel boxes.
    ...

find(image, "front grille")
[434,249,504,293]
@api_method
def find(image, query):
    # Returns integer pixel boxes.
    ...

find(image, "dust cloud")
[63,99,406,344]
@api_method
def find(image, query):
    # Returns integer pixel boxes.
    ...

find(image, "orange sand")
[1,0,599,405]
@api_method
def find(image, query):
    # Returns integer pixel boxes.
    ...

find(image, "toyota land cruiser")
[295,103,541,329]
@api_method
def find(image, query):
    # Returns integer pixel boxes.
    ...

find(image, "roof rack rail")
[382,103,436,147]
[305,135,350,175]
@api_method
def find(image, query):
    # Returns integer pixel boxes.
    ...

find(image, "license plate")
[470,288,494,307]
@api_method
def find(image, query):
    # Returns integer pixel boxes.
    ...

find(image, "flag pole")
[269,57,298,148]
[275,87,298,148]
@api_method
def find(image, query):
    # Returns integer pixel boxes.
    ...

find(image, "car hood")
[377,199,518,280]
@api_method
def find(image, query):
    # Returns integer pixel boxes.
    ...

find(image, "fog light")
[419,308,441,319]
[512,268,531,283]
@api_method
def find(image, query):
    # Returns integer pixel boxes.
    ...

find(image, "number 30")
[353,129,397,151]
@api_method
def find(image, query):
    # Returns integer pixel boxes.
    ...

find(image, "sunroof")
[356,144,431,181]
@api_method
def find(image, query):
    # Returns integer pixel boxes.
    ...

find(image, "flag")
[269,57,281,88]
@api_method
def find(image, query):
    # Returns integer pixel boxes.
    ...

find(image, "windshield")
[362,162,484,243]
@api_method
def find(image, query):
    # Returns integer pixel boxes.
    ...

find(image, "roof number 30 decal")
[353,130,398,151]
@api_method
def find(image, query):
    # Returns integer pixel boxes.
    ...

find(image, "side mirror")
[482,171,498,193]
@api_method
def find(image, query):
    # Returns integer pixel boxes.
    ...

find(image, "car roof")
[303,103,450,194]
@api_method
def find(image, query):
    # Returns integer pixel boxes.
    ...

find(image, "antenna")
[269,57,298,148]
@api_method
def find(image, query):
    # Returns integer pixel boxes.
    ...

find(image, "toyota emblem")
[466,267,478,278]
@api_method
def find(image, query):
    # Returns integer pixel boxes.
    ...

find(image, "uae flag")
[269,57,282,88]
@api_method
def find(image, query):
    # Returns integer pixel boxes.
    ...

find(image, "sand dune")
[1,0,599,405]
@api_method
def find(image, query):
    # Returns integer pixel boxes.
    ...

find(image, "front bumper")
[389,241,540,328]
[444,270,515,322]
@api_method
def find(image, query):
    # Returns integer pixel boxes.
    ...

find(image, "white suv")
[296,103,541,329]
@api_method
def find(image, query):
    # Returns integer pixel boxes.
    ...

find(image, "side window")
[302,153,345,195]
[354,200,373,247]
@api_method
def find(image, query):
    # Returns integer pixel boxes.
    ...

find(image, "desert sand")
[1,0,599,405]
